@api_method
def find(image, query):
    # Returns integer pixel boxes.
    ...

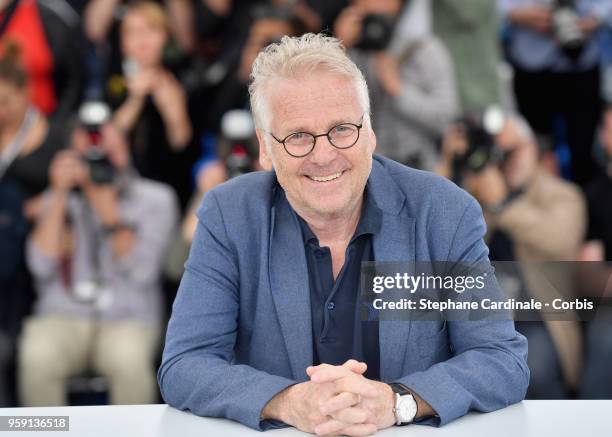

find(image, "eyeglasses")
[267,116,364,158]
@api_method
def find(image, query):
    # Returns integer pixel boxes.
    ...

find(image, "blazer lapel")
[368,158,416,381]
[373,215,415,381]
[268,189,313,380]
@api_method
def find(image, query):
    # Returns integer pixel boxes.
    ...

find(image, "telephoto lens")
[78,101,115,185]
[220,110,255,179]
[458,106,505,173]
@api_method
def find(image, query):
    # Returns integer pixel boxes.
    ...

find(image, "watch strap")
[389,383,417,426]
[389,382,411,396]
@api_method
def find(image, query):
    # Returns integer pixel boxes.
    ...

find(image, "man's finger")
[337,423,378,437]
[342,359,367,374]
[311,368,378,398]
[330,407,371,425]
[310,364,355,383]
[307,363,336,377]
[308,360,367,378]
[314,418,346,436]
[319,392,361,416]
[314,419,376,437]
[332,375,378,398]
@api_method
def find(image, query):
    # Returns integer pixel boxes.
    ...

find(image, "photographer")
[106,0,195,210]
[18,113,178,406]
[165,109,262,281]
[334,0,459,170]
[438,112,587,398]
[499,0,612,185]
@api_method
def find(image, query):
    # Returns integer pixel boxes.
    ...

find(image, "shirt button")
[327,302,335,310]
[314,249,325,258]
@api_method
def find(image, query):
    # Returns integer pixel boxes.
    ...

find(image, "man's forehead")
[267,73,363,133]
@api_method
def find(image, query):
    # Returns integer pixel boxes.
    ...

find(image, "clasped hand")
[283,360,396,436]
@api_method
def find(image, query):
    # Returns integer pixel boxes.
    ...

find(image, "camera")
[552,0,585,59]
[456,107,506,173]
[78,101,115,185]
[219,110,256,179]
[356,14,396,51]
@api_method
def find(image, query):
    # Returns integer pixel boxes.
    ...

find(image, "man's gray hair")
[248,33,371,131]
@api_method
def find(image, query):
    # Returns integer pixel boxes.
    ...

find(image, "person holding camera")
[438,112,587,398]
[334,0,459,170]
[104,0,195,210]
[499,0,612,186]
[17,116,178,406]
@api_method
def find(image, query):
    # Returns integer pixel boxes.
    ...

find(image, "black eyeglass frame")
[267,116,365,158]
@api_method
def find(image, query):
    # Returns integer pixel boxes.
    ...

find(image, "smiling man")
[158,34,529,436]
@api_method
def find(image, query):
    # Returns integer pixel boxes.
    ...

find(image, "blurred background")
[1,0,612,408]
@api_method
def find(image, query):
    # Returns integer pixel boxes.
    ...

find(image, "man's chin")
[303,197,353,218]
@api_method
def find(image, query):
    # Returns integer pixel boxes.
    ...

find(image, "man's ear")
[256,128,273,171]
[368,129,377,155]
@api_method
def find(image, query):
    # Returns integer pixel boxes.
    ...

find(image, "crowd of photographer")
[1,0,612,408]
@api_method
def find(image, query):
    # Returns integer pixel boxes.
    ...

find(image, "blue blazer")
[158,155,529,430]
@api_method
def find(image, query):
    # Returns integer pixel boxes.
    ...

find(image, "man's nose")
[308,135,338,165]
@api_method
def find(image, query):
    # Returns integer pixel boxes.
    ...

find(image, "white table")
[0,401,610,436]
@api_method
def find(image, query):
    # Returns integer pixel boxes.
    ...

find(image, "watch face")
[398,395,418,422]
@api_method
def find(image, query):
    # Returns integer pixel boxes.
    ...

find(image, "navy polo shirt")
[294,185,382,380]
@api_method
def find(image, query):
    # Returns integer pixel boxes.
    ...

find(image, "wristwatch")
[388,383,418,426]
